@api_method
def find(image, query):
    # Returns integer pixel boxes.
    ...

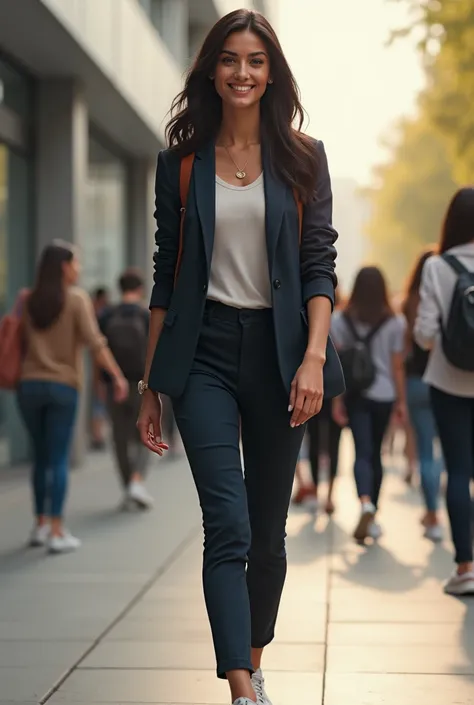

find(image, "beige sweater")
[21,286,106,390]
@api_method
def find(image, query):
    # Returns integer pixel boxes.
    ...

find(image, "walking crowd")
[0,8,473,705]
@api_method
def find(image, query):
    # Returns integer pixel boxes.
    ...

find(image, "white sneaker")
[252,668,272,705]
[48,531,81,554]
[233,699,257,705]
[128,481,154,509]
[353,501,376,542]
[368,521,382,540]
[29,523,50,547]
[443,570,474,596]
[424,524,443,543]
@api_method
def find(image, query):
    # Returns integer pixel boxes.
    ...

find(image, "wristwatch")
[137,380,149,395]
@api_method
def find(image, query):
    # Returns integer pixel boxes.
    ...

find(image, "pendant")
[236,170,246,180]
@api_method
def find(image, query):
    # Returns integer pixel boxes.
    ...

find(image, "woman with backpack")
[402,248,443,543]
[136,10,344,705]
[414,187,474,595]
[332,266,407,542]
[18,241,128,553]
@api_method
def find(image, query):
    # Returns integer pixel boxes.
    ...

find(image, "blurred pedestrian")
[99,268,153,510]
[136,10,344,705]
[402,247,443,542]
[18,241,128,553]
[90,286,109,450]
[414,187,474,595]
[332,266,407,542]
[292,290,343,513]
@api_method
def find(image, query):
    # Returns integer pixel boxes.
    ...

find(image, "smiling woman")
[136,9,343,705]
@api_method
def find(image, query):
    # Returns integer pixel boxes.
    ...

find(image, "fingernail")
[290,422,295,428]
[288,405,293,412]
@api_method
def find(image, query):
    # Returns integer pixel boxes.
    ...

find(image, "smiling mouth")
[228,84,255,93]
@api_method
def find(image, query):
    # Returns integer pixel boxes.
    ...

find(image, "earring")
[268,79,274,84]
[209,75,215,80]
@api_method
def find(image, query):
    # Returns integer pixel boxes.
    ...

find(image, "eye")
[251,58,264,66]
[222,56,235,65]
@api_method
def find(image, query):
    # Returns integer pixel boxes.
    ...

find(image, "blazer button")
[273,279,281,290]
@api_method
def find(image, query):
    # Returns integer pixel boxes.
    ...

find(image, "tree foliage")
[363,0,471,289]
[364,105,458,289]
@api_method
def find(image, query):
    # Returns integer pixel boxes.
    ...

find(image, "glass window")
[0,59,31,120]
[83,136,128,299]
[0,142,32,467]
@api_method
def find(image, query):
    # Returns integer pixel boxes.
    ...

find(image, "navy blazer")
[148,139,345,400]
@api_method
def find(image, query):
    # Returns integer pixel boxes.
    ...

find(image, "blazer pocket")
[163,309,177,328]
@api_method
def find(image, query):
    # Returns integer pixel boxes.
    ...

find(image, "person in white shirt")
[414,187,474,596]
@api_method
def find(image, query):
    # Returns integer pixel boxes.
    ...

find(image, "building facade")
[0,0,276,468]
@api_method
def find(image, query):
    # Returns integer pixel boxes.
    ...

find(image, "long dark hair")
[345,266,394,327]
[440,187,474,253]
[28,241,75,330]
[166,9,318,203]
[402,247,437,333]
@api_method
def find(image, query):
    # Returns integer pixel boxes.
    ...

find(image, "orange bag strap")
[174,153,195,285]
[293,188,303,245]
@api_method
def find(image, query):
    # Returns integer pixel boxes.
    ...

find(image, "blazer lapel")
[262,144,287,276]
[194,141,216,275]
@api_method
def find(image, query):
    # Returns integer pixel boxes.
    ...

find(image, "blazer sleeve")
[149,149,181,310]
[300,140,338,307]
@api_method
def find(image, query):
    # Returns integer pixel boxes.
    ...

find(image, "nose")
[234,60,250,81]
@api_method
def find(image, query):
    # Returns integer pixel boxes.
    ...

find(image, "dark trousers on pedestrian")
[107,388,148,488]
[306,398,341,485]
[430,386,474,564]
[17,381,78,517]
[346,396,393,508]
[172,301,305,678]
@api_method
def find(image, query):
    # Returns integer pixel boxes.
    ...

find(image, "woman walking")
[414,188,474,595]
[332,267,407,542]
[136,10,343,705]
[402,248,443,542]
[19,241,128,553]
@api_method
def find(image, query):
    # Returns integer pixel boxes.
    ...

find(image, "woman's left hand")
[289,354,324,427]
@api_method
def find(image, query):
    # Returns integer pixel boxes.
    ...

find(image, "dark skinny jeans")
[430,386,474,564]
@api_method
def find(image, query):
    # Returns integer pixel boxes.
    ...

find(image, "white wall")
[39,0,183,139]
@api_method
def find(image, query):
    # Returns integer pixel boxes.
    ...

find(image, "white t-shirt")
[207,173,271,310]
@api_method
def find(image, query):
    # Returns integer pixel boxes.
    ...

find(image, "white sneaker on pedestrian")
[424,524,443,543]
[353,502,376,542]
[48,531,81,554]
[443,570,474,596]
[368,521,382,541]
[252,668,272,705]
[29,523,50,547]
[128,481,154,510]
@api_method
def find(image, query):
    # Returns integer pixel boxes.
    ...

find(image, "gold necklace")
[224,146,249,180]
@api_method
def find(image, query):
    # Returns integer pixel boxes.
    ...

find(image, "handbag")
[0,289,29,390]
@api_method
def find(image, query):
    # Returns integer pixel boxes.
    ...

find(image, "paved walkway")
[0,432,473,704]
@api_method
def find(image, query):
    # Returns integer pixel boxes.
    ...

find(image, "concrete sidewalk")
[1,434,473,704]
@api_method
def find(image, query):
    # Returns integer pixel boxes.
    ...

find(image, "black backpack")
[441,254,474,371]
[338,314,388,394]
[104,307,147,381]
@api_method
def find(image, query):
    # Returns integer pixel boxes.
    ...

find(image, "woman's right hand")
[136,389,169,455]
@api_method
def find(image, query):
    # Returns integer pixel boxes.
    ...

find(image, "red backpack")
[0,290,29,390]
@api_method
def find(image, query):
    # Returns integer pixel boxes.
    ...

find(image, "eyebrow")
[220,49,267,58]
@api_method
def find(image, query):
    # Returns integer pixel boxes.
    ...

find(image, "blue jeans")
[406,376,442,512]
[17,381,78,518]
[346,396,393,508]
[430,386,474,564]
